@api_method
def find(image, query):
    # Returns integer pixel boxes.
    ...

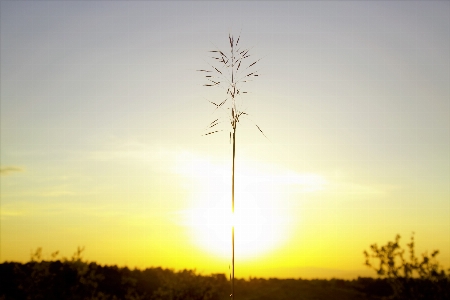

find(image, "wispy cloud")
[0,209,24,218]
[173,150,328,192]
[0,166,24,176]
[86,137,172,166]
[40,190,75,197]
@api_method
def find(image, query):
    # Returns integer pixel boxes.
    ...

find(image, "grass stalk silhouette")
[199,33,263,300]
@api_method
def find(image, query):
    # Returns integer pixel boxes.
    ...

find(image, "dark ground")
[0,261,448,300]
[0,260,392,300]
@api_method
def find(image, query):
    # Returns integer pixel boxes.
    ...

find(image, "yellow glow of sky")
[1,1,449,279]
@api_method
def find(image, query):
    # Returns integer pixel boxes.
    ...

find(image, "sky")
[1,1,449,279]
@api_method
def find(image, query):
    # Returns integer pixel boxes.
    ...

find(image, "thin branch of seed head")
[204,118,228,131]
[247,58,261,69]
[202,36,263,135]
[208,40,234,66]
[203,130,223,136]
[238,112,270,141]
[202,61,233,88]
[202,57,229,74]
[235,69,261,85]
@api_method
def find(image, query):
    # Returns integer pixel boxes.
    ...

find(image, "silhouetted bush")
[364,233,450,300]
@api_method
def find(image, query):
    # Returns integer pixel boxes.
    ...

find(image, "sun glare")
[175,152,326,260]
[176,157,293,260]
[187,185,288,260]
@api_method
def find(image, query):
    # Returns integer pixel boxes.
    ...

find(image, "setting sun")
[175,153,327,261]
[185,184,289,259]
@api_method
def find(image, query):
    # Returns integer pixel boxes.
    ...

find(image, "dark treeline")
[2,259,447,300]
[0,260,449,300]
[0,259,387,300]
[2,238,450,300]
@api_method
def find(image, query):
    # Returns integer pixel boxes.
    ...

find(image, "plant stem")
[231,35,236,300]
[232,127,235,300]
[200,34,261,299]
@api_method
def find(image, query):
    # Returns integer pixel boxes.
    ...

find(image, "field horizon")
[2,258,449,300]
